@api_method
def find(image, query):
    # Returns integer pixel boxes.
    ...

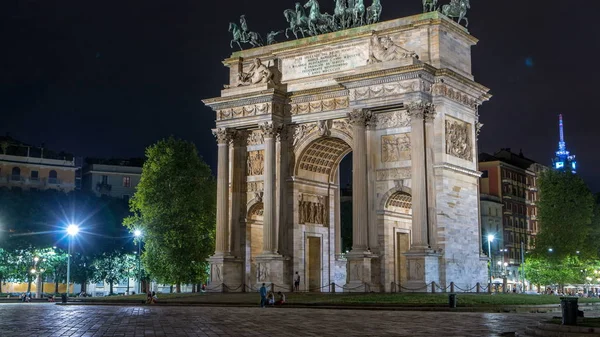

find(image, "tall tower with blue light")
[552,114,577,173]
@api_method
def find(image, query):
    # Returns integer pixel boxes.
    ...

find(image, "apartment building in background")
[479,149,547,286]
[0,135,78,192]
[82,158,143,201]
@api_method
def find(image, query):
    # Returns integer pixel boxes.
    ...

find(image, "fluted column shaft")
[229,132,245,257]
[260,122,278,254]
[348,109,371,252]
[213,128,231,255]
[407,102,435,249]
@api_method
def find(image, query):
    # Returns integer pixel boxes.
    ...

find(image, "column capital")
[258,121,281,139]
[347,109,374,126]
[230,130,248,147]
[407,101,436,121]
[212,128,234,145]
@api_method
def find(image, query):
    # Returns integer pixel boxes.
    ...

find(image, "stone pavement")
[1,303,554,336]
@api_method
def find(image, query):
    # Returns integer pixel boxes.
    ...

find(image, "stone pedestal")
[254,254,289,291]
[403,250,440,292]
[345,251,375,292]
[207,255,244,292]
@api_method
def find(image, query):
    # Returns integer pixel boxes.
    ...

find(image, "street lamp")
[487,234,494,293]
[66,224,80,298]
[548,248,553,253]
[134,230,142,295]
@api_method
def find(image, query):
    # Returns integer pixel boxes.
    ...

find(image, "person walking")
[259,283,267,308]
[294,272,300,292]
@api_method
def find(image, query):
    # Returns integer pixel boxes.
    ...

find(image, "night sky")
[1,1,599,191]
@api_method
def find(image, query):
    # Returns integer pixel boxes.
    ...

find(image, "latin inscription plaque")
[282,42,369,81]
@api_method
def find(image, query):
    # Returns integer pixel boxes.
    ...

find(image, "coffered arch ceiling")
[295,136,351,184]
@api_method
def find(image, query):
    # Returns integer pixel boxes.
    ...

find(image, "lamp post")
[134,230,142,295]
[487,234,494,293]
[66,224,79,298]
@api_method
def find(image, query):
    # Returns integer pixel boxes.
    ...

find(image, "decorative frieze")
[433,83,478,108]
[350,81,419,101]
[376,168,411,181]
[445,118,473,161]
[290,97,349,115]
[381,134,411,162]
[246,181,264,192]
[376,111,410,129]
[298,193,328,226]
[217,102,284,121]
[246,150,265,176]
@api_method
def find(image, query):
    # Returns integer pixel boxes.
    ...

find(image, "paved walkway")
[2,303,552,336]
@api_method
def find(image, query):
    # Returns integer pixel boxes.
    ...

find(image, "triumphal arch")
[203,9,491,292]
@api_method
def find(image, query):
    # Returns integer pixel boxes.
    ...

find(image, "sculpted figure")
[238,58,274,86]
[366,0,382,24]
[422,0,438,13]
[442,0,470,27]
[368,35,417,63]
[267,30,283,45]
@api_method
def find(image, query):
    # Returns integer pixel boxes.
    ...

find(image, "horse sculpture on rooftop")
[441,0,470,27]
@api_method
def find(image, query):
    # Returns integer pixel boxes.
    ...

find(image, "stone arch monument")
[203,11,491,292]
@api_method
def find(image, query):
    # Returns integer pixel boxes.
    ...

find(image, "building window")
[123,176,131,188]
[102,175,109,184]
[48,170,58,184]
[30,170,39,180]
[481,170,488,178]
[11,167,21,181]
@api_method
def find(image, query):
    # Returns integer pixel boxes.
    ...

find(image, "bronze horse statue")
[441,0,470,27]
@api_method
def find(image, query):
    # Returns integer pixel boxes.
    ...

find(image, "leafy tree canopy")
[124,137,216,287]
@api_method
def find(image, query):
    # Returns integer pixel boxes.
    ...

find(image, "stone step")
[517,323,600,337]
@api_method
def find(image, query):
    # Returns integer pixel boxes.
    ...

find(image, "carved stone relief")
[376,111,411,129]
[298,193,328,226]
[257,262,270,282]
[247,150,265,176]
[236,58,275,87]
[376,168,411,181]
[246,181,264,192]
[381,134,411,162]
[445,118,473,161]
[290,97,349,115]
[350,81,419,101]
[368,35,418,64]
[291,122,318,147]
[332,118,352,138]
[247,130,264,146]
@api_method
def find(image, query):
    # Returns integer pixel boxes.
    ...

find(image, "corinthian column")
[229,131,246,257]
[259,121,278,254]
[213,128,232,255]
[407,102,435,250]
[348,109,372,252]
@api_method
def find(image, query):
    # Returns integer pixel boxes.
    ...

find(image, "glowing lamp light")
[67,224,80,236]
[30,268,36,274]
[487,234,494,243]
[134,229,142,238]
[33,257,39,263]
[497,261,502,266]
[548,248,553,252]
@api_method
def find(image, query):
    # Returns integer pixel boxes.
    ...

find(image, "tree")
[535,170,595,259]
[524,255,582,290]
[91,251,135,295]
[124,137,216,291]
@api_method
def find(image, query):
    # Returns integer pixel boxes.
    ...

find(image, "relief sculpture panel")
[381,133,411,162]
[247,150,265,176]
[298,193,328,226]
[445,118,473,161]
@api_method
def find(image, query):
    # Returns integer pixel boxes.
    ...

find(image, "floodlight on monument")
[67,224,80,236]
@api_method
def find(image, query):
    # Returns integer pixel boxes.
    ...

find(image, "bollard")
[450,282,455,293]
[476,283,481,293]
[448,293,457,308]
[331,282,336,293]
[431,282,436,293]
[560,297,579,326]
[61,293,67,303]
[271,283,275,292]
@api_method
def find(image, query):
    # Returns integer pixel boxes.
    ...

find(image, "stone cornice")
[336,63,437,85]
[289,85,348,102]
[434,163,481,178]
[203,89,287,111]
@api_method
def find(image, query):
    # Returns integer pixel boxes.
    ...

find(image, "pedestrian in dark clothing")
[259,283,267,308]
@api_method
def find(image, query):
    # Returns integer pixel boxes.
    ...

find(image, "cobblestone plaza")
[2,303,554,336]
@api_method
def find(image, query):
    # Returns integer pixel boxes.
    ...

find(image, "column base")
[403,249,440,292]
[207,255,244,292]
[345,250,376,292]
[254,254,290,291]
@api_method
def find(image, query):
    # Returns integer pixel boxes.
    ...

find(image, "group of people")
[146,291,158,304]
[19,292,32,302]
[259,283,286,308]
